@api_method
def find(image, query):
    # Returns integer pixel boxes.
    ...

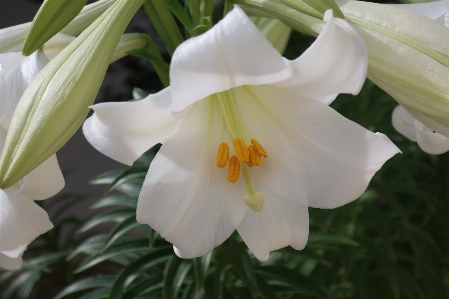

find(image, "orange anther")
[227,156,240,183]
[248,145,262,166]
[216,142,230,168]
[251,138,267,158]
[233,138,249,163]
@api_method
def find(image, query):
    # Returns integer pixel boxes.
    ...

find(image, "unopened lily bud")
[338,0,449,137]
[22,0,89,55]
[0,0,145,189]
[0,0,116,53]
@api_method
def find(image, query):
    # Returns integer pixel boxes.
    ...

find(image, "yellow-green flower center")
[213,89,267,212]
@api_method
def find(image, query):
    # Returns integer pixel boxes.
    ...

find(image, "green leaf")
[54,276,115,299]
[78,288,110,299]
[77,209,136,233]
[101,216,142,252]
[109,247,173,299]
[164,0,194,30]
[90,195,138,209]
[190,24,208,37]
[204,264,225,299]
[75,239,150,273]
[1,272,33,299]
[192,252,211,292]
[256,274,279,299]
[22,251,68,270]
[126,48,164,62]
[125,47,170,87]
[89,169,124,185]
[122,275,163,298]
[222,240,259,297]
[256,265,330,299]
[144,0,184,55]
[307,232,359,247]
[103,166,148,195]
[67,235,108,260]
[22,0,88,55]
[132,87,150,101]
[164,257,192,299]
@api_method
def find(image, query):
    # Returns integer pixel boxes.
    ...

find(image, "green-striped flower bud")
[0,0,116,53]
[338,0,449,137]
[0,0,145,188]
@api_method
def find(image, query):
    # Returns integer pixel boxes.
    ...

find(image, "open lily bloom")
[0,51,64,270]
[83,7,399,260]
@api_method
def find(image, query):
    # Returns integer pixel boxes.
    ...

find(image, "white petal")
[276,10,368,105]
[137,99,248,258]
[0,52,24,78]
[1,51,48,123]
[83,88,181,165]
[14,155,65,200]
[0,191,53,256]
[406,107,449,138]
[414,121,449,155]
[0,252,23,270]
[233,85,399,208]
[391,105,417,141]
[43,33,76,61]
[393,1,449,26]
[237,184,309,261]
[169,5,290,112]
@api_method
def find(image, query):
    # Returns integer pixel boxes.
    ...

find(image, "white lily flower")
[83,7,399,260]
[0,52,65,270]
[387,1,449,154]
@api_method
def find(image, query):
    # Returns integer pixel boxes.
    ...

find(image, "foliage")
[1,0,449,298]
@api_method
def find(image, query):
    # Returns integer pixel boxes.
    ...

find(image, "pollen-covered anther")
[251,138,267,158]
[233,138,249,163]
[216,142,230,168]
[248,145,262,167]
[227,156,240,183]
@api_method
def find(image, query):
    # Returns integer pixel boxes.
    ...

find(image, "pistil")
[214,89,268,212]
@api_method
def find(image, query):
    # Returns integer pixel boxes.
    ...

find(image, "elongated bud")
[0,0,145,189]
[280,0,343,19]
[43,32,150,62]
[0,0,115,53]
[22,0,89,56]
[339,1,449,136]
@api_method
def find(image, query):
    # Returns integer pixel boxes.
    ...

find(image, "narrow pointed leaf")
[54,276,115,299]
[109,247,173,299]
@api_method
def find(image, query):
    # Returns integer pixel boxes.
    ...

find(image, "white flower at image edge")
[0,51,65,270]
[83,7,400,260]
[391,0,449,155]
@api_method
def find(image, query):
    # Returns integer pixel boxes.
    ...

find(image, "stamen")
[251,138,268,158]
[233,138,249,163]
[216,142,230,168]
[248,145,262,166]
[227,156,240,183]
